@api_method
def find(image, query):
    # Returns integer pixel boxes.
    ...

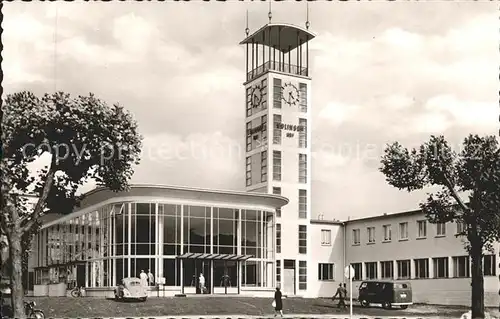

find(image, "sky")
[3,1,499,220]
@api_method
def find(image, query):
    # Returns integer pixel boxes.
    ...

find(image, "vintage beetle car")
[114,277,148,301]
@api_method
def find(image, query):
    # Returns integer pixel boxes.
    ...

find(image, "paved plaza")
[25,296,500,319]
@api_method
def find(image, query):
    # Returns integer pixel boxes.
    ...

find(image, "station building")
[28,185,286,297]
[344,210,500,306]
[27,190,499,305]
[24,17,500,306]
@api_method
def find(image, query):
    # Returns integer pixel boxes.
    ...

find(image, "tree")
[379,134,500,319]
[0,222,40,278]
[0,91,142,318]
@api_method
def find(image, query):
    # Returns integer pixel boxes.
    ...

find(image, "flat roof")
[342,203,463,224]
[310,219,343,226]
[343,209,423,224]
[240,23,315,53]
[41,184,289,228]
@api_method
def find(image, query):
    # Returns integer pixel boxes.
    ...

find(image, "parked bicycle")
[70,286,83,298]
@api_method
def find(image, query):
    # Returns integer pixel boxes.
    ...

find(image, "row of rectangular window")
[37,205,271,267]
[273,188,306,219]
[245,151,308,187]
[298,260,307,290]
[37,257,267,288]
[351,220,465,245]
[246,154,307,219]
[275,224,307,255]
[350,254,496,281]
[275,260,308,290]
[272,187,281,217]
[261,150,267,183]
[272,151,308,185]
[279,262,338,282]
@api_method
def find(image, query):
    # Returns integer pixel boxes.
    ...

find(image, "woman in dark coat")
[274,287,283,317]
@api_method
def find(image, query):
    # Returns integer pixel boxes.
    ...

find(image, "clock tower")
[240,12,315,297]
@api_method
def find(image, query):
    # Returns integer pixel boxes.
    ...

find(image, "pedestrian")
[343,283,348,305]
[332,283,346,309]
[273,287,283,317]
[147,269,154,286]
[139,270,148,288]
[199,273,206,294]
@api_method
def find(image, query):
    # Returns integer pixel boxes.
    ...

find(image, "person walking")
[139,270,148,288]
[332,283,347,309]
[147,269,154,286]
[343,283,348,306]
[199,273,206,294]
[273,287,283,317]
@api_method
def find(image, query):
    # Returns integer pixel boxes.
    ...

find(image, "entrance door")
[283,260,296,296]
[194,260,211,294]
[76,264,86,288]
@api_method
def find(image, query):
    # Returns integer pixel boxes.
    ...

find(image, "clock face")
[251,85,263,108]
[282,82,300,106]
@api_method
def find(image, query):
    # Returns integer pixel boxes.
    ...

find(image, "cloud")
[408,112,452,134]
[318,101,361,127]
[424,95,497,132]
[3,12,49,42]
[2,62,47,86]
[379,27,424,50]
[2,12,52,86]
[312,11,497,139]
[112,13,157,53]
[133,132,243,190]
[382,95,415,110]
[58,36,130,66]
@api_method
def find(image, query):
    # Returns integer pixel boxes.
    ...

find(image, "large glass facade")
[33,202,275,291]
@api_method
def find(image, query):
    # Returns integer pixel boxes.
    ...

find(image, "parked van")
[358,280,412,309]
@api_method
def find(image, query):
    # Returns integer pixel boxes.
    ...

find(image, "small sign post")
[344,265,355,319]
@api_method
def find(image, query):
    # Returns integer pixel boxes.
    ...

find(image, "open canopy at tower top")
[239,23,316,53]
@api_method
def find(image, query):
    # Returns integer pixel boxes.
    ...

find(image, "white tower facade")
[240,22,315,296]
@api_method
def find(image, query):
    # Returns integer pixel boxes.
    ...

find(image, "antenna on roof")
[245,9,249,36]
[268,0,272,24]
[305,1,310,30]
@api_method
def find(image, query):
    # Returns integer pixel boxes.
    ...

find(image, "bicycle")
[70,286,83,298]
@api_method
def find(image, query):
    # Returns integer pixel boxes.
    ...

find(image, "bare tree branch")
[443,174,470,214]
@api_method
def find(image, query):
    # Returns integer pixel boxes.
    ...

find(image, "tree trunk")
[8,231,26,319]
[470,241,485,319]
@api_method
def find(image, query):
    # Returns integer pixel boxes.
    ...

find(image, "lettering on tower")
[275,122,305,132]
[247,124,264,136]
